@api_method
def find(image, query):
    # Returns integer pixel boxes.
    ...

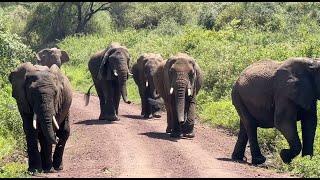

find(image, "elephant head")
[9,63,64,144]
[164,53,202,123]
[36,47,69,68]
[143,53,163,99]
[98,43,131,104]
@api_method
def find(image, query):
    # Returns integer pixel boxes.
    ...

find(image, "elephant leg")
[274,101,301,164]
[245,123,266,165]
[53,114,70,171]
[151,96,161,118]
[165,104,172,133]
[300,105,317,157]
[231,121,248,161]
[138,87,146,116]
[182,97,196,138]
[94,80,106,120]
[170,103,182,138]
[232,92,265,165]
[22,114,42,173]
[38,131,53,172]
[103,81,117,121]
[143,88,152,119]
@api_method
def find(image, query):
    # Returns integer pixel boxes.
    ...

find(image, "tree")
[73,2,110,33]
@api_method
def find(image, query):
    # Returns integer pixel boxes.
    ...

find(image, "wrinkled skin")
[36,48,69,68]
[132,53,163,119]
[153,53,203,138]
[231,58,320,165]
[9,62,72,173]
[85,42,131,121]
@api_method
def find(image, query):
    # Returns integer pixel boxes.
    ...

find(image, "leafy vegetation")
[2,2,320,177]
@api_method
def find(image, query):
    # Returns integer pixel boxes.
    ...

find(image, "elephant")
[85,42,132,121]
[153,53,203,138]
[132,53,164,119]
[36,47,70,68]
[9,62,72,174]
[231,57,320,165]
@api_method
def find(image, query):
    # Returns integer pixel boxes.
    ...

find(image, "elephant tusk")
[33,114,37,130]
[113,70,118,76]
[128,72,133,76]
[146,81,148,87]
[53,116,59,130]
[188,88,192,96]
[170,87,174,94]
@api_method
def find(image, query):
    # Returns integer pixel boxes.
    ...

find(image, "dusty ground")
[37,92,296,178]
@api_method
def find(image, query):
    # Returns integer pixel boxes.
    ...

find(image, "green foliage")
[4,2,320,177]
[0,162,29,178]
[109,2,200,30]
[0,15,34,177]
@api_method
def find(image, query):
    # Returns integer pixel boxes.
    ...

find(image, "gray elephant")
[9,62,72,173]
[85,42,131,121]
[36,47,70,68]
[231,57,320,165]
[153,53,203,138]
[132,53,163,119]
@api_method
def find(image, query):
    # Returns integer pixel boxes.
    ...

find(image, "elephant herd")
[8,42,320,174]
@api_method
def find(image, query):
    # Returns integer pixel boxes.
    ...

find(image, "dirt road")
[41,92,294,178]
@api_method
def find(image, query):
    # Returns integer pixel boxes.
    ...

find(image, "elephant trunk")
[175,83,187,123]
[38,113,57,145]
[119,70,131,104]
[36,100,57,144]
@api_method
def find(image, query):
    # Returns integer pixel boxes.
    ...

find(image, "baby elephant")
[132,53,163,119]
[9,62,72,174]
[232,58,320,165]
[153,53,203,138]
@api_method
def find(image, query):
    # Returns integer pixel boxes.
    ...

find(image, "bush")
[0,18,34,177]
[109,2,199,30]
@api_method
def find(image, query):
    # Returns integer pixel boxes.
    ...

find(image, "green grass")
[0,162,30,178]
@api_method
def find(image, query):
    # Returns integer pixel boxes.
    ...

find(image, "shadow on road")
[139,131,179,142]
[216,157,251,165]
[122,114,146,120]
[122,114,161,121]
[74,119,115,125]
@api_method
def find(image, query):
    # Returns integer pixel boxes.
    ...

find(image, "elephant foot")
[143,114,153,119]
[170,131,182,138]
[166,126,172,133]
[231,152,247,162]
[251,155,266,165]
[105,115,120,121]
[43,167,57,173]
[280,149,293,164]
[99,114,106,120]
[152,112,161,118]
[183,132,195,138]
[28,168,42,176]
[53,165,63,171]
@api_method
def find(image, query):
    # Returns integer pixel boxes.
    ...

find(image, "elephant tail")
[84,84,94,106]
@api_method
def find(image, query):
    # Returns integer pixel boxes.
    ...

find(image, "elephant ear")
[193,61,203,95]
[59,50,69,64]
[131,63,140,86]
[50,65,64,113]
[36,49,51,65]
[277,69,315,110]
[153,61,167,102]
[98,48,114,80]
[9,62,35,114]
